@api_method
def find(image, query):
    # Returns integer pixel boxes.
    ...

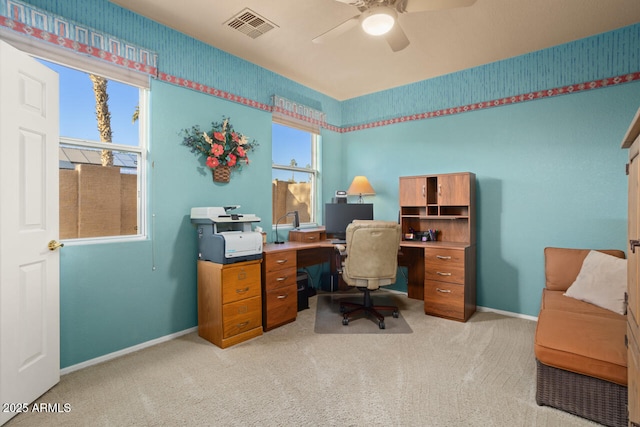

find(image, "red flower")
[206,156,219,168]
[227,153,237,167]
[231,132,239,142]
[237,146,246,157]
[213,131,225,142]
[211,143,224,156]
[244,156,250,165]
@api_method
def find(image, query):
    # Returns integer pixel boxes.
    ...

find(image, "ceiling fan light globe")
[361,7,396,36]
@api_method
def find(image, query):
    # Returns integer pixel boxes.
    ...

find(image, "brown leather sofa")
[534,247,628,427]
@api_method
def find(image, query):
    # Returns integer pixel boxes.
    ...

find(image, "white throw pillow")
[564,250,627,315]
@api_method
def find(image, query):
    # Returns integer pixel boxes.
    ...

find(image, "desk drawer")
[264,266,297,291]
[222,296,262,339]
[264,251,296,272]
[425,247,465,284]
[263,283,297,330]
[424,280,464,320]
[221,263,261,304]
[288,230,323,243]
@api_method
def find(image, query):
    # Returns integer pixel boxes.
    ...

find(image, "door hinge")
[627,163,630,175]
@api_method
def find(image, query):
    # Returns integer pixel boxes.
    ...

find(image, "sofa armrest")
[544,247,626,291]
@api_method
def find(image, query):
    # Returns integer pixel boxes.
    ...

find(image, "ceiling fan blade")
[402,0,477,13]
[385,22,410,52]
[312,15,360,44]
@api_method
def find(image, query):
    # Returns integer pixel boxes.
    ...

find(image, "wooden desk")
[261,237,476,329]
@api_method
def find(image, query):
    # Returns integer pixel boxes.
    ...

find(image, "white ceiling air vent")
[225,8,278,39]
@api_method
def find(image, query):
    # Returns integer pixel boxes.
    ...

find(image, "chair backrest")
[342,220,401,290]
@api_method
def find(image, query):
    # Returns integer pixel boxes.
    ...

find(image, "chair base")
[340,288,399,329]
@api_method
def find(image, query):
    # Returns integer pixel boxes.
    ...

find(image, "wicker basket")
[212,166,230,183]
[535,360,628,427]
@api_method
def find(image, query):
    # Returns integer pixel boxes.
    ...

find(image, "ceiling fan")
[313,0,477,52]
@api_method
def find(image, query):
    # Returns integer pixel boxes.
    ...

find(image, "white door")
[0,40,60,425]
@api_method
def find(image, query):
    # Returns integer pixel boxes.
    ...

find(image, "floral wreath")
[181,117,258,171]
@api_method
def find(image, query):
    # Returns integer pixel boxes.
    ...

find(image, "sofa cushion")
[541,289,624,320]
[564,250,627,315]
[544,247,626,292]
[534,309,627,385]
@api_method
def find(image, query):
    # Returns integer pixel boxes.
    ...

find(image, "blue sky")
[39,59,140,146]
[272,123,314,183]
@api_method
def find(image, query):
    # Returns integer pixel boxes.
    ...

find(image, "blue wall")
[341,83,640,315]
[14,1,640,367]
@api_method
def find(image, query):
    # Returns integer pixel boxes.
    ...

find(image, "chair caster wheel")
[392,311,399,318]
[379,321,385,329]
[342,318,349,326]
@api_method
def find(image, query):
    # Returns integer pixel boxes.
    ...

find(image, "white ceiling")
[110,0,640,100]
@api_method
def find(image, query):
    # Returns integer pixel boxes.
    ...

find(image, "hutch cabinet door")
[438,173,470,206]
[399,176,427,206]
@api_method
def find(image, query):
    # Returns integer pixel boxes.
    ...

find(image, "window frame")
[10,41,151,245]
[271,122,321,228]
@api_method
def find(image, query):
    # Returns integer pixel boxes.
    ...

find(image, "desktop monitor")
[324,203,373,240]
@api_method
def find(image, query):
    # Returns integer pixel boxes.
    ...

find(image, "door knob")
[48,240,64,251]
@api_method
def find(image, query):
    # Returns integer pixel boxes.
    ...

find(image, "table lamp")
[347,176,375,203]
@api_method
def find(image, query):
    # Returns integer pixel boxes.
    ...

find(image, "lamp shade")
[347,176,376,197]
[360,6,396,36]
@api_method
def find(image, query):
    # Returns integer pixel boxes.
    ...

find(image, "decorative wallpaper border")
[340,72,640,133]
[0,0,157,76]
[157,71,342,133]
[158,70,640,134]
[272,95,327,127]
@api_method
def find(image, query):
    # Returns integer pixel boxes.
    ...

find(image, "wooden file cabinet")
[197,259,262,348]
[262,250,298,331]
[424,246,476,322]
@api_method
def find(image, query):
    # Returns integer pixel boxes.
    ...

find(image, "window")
[272,122,319,226]
[40,60,147,241]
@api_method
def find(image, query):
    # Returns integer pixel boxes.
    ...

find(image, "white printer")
[190,206,262,264]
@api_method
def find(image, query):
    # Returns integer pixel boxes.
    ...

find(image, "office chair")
[338,220,401,329]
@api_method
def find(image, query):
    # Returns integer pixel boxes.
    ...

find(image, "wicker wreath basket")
[212,165,231,183]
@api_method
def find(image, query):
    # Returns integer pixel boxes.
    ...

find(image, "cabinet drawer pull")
[277,293,289,299]
[276,259,288,264]
[276,276,288,282]
[436,255,452,260]
[436,272,452,276]
[236,287,250,294]
[237,321,249,328]
[436,288,451,293]
[307,236,317,241]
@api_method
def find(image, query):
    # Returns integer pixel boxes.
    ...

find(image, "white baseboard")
[477,306,538,322]
[60,326,198,375]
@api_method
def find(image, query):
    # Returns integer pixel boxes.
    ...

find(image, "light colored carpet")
[314,292,413,334]
[6,294,598,427]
